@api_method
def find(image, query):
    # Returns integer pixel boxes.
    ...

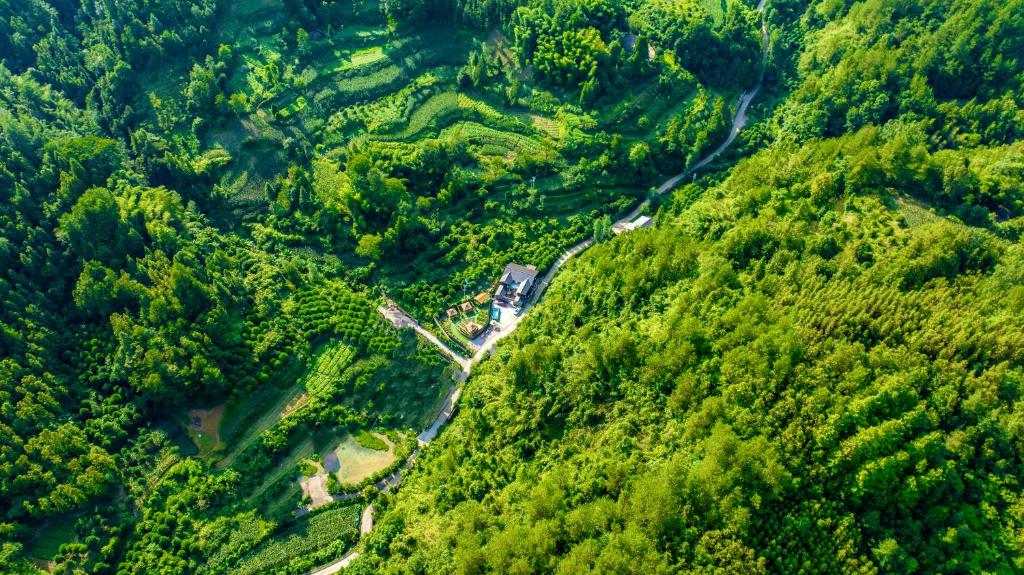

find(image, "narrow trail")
[310,5,770,573]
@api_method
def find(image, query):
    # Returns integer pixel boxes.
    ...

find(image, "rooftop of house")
[499,263,538,286]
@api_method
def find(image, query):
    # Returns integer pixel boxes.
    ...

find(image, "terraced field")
[216,340,357,468]
[211,0,669,320]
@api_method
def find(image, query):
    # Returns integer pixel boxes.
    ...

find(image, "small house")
[458,321,486,338]
[617,215,653,234]
[494,263,538,307]
[460,301,474,313]
[474,291,491,305]
[631,215,653,229]
[446,308,458,319]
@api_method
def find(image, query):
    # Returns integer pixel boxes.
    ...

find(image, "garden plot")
[302,341,356,397]
[333,45,389,73]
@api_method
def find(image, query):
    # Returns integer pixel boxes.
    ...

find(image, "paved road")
[309,5,770,573]
[417,387,461,444]
[627,0,770,221]
[314,551,359,575]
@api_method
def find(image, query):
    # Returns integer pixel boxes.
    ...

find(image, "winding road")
[309,4,770,573]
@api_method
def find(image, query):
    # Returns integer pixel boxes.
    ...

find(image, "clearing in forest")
[217,385,309,468]
[218,341,355,468]
[328,432,396,485]
[186,404,225,457]
[28,520,75,565]
[297,432,397,508]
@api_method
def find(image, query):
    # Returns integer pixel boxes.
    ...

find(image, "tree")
[356,234,384,260]
[57,187,132,264]
[593,214,613,242]
[628,142,650,174]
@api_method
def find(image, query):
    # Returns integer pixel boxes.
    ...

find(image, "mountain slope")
[351,128,1024,574]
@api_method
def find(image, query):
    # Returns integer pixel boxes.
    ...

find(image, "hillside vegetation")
[345,0,1024,574]
[1,0,1023,573]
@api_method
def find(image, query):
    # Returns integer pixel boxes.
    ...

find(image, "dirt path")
[360,505,374,535]
[309,5,771,573]
[379,304,472,371]
[302,473,332,509]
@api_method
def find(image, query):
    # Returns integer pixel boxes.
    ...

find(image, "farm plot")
[217,341,355,469]
[336,45,387,71]
[394,91,460,138]
[218,384,309,468]
[441,121,553,158]
[897,196,944,229]
[322,70,448,139]
[248,437,316,502]
[231,505,360,575]
[520,111,564,138]
[316,64,406,109]
[202,511,276,573]
[387,91,537,142]
[302,341,356,397]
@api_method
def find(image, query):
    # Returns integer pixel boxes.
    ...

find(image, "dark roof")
[500,263,538,284]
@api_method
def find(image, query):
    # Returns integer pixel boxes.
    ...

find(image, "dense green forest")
[1,0,1023,572]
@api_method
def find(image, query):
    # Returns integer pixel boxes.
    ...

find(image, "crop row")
[231,505,360,575]
[303,342,356,397]
[440,121,551,155]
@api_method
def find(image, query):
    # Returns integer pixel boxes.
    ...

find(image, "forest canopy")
[2,0,1024,572]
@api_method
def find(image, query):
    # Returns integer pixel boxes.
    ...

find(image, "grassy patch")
[28,520,76,561]
[186,404,225,458]
[329,433,396,484]
[353,430,389,451]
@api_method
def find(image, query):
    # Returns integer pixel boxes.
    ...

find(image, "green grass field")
[702,0,729,24]
[330,433,397,484]
[353,429,389,451]
[28,520,76,562]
